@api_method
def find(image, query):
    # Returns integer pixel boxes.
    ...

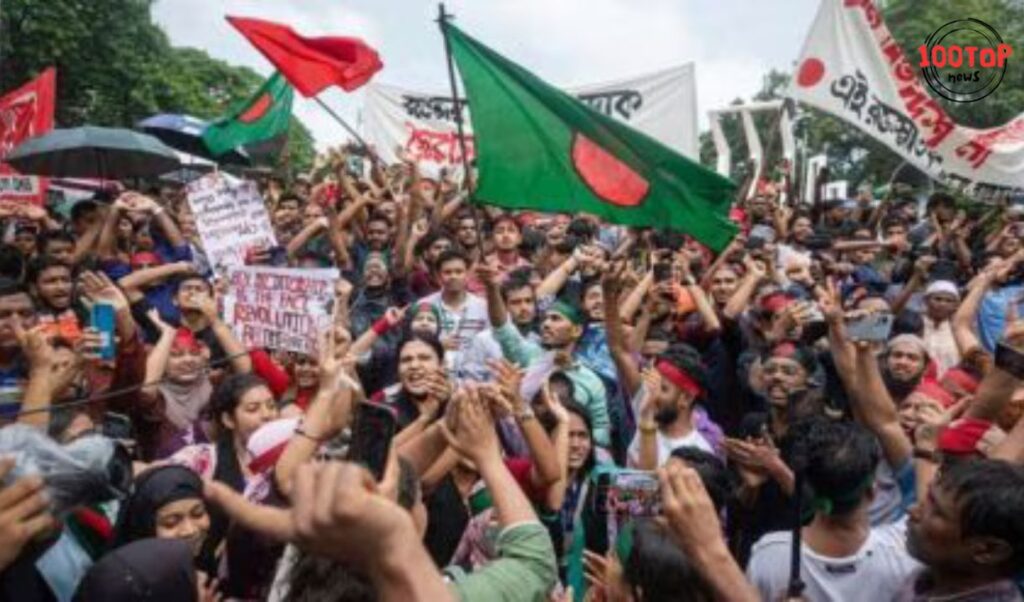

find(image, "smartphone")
[593,470,661,517]
[101,412,133,441]
[929,258,959,282]
[653,262,673,283]
[347,401,398,481]
[90,301,117,360]
[804,232,834,251]
[346,155,364,178]
[845,312,894,342]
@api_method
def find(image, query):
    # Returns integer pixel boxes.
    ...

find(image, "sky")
[152,0,822,151]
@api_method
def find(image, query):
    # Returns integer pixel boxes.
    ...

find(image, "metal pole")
[312,96,377,163]
[436,3,486,260]
[436,3,474,184]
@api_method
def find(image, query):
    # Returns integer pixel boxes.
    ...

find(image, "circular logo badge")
[919,18,1011,103]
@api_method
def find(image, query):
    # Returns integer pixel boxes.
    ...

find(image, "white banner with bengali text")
[362,64,699,175]
[791,0,1024,188]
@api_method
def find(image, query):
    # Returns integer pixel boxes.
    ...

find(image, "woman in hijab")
[112,465,211,561]
[138,311,214,461]
[73,539,213,602]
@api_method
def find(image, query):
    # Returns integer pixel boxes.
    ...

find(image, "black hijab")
[112,465,205,548]
[73,538,196,602]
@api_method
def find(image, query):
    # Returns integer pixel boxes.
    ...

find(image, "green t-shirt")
[448,521,557,602]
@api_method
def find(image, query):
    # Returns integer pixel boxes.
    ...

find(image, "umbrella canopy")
[5,126,181,179]
[136,113,250,165]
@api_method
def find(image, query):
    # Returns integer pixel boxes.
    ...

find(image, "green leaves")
[0,0,314,173]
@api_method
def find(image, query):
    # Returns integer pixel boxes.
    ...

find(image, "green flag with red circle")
[445,23,738,252]
[203,72,294,160]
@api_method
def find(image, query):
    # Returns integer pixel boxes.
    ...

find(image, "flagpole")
[311,95,378,164]
[437,3,486,261]
[437,4,473,182]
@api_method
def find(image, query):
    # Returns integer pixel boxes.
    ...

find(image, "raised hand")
[0,459,57,571]
[658,463,726,553]
[80,271,130,313]
[441,385,500,465]
[204,462,420,572]
[146,308,175,335]
[383,306,407,329]
[474,261,501,288]
[14,323,52,373]
[538,379,570,425]
[914,255,937,281]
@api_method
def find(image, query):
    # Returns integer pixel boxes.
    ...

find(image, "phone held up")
[90,301,117,361]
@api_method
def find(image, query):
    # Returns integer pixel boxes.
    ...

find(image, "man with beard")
[629,345,718,469]
[920,280,961,377]
[26,256,80,342]
[729,342,821,564]
[493,294,610,450]
[747,419,921,602]
[882,335,931,406]
[453,211,482,264]
[350,252,412,395]
[901,459,1024,601]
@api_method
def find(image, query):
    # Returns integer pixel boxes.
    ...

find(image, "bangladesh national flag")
[444,23,738,252]
[203,72,294,160]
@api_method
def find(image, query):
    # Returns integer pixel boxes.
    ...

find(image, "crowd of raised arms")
[0,147,1023,602]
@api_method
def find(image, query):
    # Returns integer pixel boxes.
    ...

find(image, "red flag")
[227,16,382,96]
[0,68,56,205]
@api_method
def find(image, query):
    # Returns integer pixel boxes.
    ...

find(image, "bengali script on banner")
[791,0,1024,188]
[0,68,56,205]
[361,64,698,174]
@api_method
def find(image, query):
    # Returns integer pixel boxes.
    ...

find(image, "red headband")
[656,360,702,399]
[172,328,203,353]
[760,292,795,315]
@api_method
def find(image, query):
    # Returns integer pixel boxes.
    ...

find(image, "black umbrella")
[5,126,181,179]
[136,113,250,166]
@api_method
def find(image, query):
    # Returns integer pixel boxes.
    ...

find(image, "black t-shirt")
[423,475,469,568]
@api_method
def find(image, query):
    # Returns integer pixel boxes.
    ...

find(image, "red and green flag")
[203,72,293,160]
[444,23,738,252]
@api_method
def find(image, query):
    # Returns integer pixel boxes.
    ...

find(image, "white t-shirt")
[747,519,921,602]
[420,291,489,373]
[626,428,714,468]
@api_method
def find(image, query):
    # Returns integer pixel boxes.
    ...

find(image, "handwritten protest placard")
[223,266,338,356]
[186,173,277,270]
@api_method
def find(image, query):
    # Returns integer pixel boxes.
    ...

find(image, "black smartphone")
[804,232,834,251]
[347,401,398,481]
[653,262,673,283]
[929,258,959,282]
[102,412,134,441]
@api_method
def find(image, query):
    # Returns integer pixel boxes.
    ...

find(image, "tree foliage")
[0,0,315,174]
[699,0,1024,192]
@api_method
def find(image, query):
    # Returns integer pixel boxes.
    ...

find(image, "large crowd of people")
[0,148,1023,602]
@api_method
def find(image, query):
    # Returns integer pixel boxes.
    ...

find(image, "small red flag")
[227,16,383,96]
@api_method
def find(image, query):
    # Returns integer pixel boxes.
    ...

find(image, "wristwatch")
[514,406,536,422]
